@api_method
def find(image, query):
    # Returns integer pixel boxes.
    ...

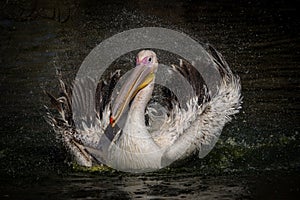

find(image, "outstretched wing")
[148,45,242,165]
[45,70,121,166]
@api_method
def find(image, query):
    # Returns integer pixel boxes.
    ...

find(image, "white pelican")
[46,45,242,172]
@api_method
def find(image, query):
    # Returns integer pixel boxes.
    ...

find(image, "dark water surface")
[0,0,299,199]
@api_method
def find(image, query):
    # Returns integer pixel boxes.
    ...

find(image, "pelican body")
[46,46,242,172]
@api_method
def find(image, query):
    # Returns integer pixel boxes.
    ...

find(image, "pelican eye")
[148,57,152,63]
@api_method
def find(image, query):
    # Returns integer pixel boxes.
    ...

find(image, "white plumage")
[46,46,242,172]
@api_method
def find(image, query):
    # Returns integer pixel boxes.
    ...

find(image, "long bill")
[110,65,155,127]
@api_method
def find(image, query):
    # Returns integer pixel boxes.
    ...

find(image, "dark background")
[0,0,299,199]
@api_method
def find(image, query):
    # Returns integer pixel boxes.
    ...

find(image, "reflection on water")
[0,0,299,199]
[2,170,300,199]
[2,172,250,199]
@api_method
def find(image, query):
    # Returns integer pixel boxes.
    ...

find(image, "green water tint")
[67,132,299,176]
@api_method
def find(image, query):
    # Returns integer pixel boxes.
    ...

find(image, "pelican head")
[110,50,158,127]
